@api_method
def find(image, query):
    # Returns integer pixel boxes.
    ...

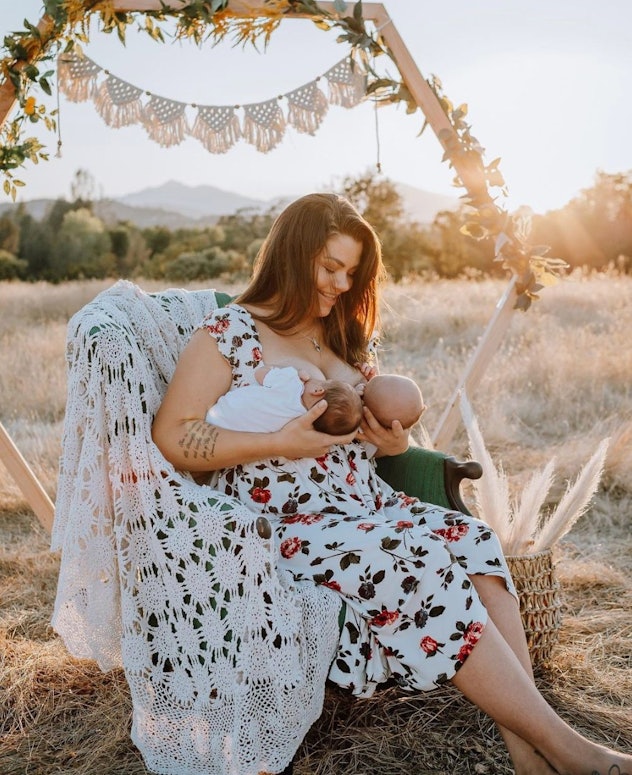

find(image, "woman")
[153,193,631,775]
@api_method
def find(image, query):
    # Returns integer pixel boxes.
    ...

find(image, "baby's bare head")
[306,379,362,435]
[362,375,424,429]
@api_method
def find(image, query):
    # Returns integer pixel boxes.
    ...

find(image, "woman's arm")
[152,329,356,472]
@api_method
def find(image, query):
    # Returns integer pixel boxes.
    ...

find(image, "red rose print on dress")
[456,621,485,663]
[321,579,342,591]
[396,520,413,529]
[370,610,399,628]
[420,635,439,655]
[315,455,329,470]
[251,487,271,504]
[457,642,474,662]
[346,472,356,486]
[434,524,470,542]
[281,513,303,524]
[252,346,262,362]
[281,513,325,525]
[464,621,485,645]
[208,317,229,335]
[357,522,376,532]
[301,513,324,525]
[280,536,302,559]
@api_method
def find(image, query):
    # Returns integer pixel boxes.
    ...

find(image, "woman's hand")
[274,400,357,459]
[357,404,409,457]
[355,361,378,381]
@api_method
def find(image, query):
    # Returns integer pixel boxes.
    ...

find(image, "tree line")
[0,169,630,283]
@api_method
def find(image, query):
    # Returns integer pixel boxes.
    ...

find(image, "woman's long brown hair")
[236,193,386,364]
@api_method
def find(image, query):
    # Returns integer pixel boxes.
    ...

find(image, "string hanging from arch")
[57,50,367,154]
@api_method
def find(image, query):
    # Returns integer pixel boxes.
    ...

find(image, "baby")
[206,365,425,436]
[362,373,426,429]
[206,365,363,435]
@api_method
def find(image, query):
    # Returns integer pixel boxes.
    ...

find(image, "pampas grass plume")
[505,458,557,555]
[459,391,510,540]
[532,438,609,552]
[460,392,607,555]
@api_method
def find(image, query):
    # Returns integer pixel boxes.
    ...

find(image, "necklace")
[304,335,321,353]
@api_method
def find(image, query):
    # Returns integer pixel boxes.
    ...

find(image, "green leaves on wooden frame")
[429,75,567,309]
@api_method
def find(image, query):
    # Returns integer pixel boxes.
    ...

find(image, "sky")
[1,0,631,214]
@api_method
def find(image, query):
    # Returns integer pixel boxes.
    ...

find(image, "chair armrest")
[444,457,482,514]
[375,446,481,515]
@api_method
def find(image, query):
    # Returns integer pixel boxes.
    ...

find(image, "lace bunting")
[286,80,329,135]
[142,95,188,147]
[242,98,286,153]
[57,51,367,154]
[58,53,101,103]
[324,57,367,108]
[94,75,144,128]
[190,105,242,154]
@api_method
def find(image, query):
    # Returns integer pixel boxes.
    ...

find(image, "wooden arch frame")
[0,0,519,532]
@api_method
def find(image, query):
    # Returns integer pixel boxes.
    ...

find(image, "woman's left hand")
[356,405,409,457]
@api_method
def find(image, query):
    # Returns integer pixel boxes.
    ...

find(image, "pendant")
[309,337,321,353]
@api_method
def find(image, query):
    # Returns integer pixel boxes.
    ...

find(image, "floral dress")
[201,304,517,697]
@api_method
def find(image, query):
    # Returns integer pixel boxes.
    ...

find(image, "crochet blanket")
[51,280,341,775]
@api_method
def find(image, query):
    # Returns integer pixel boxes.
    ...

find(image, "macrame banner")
[189,105,242,154]
[57,51,367,154]
[94,74,144,127]
[242,98,286,153]
[286,79,330,135]
[142,95,188,147]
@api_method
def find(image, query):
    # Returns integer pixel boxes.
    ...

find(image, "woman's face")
[314,233,362,317]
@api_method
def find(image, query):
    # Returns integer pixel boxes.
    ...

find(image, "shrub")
[0,249,27,280]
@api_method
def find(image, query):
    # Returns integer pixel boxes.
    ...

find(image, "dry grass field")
[1,274,631,775]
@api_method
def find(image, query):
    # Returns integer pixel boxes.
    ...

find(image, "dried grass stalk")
[460,391,509,539]
[532,438,609,552]
[505,459,556,555]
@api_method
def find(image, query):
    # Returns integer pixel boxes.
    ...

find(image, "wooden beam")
[373,7,491,202]
[431,276,518,451]
[0,421,55,532]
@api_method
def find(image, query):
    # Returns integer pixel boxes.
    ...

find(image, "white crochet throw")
[51,280,341,775]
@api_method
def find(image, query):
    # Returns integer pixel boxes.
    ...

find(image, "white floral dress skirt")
[201,305,518,698]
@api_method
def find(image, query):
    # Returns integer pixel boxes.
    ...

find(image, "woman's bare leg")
[471,575,557,774]
[450,605,632,775]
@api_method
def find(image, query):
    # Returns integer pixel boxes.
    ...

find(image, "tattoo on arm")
[178,420,220,461]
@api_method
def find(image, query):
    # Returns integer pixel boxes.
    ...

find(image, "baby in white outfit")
[206,365,363,435]
[206,366,425,436]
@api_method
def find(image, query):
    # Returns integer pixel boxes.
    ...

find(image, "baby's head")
[302,378,362,435]
[362,374,425,429]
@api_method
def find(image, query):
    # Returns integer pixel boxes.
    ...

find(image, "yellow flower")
[24,96,36,116]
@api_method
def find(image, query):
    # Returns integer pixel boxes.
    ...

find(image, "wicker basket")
[506,548,562,665]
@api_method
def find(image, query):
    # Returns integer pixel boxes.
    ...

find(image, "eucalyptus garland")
[0,0,565,305]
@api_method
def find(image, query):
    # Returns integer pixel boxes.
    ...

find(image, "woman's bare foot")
[506,734,559,775]
[513,751,559,775]
[590,764,632,775]
[579,750,632,775]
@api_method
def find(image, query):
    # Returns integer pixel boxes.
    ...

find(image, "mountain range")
[1,180,458,229]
